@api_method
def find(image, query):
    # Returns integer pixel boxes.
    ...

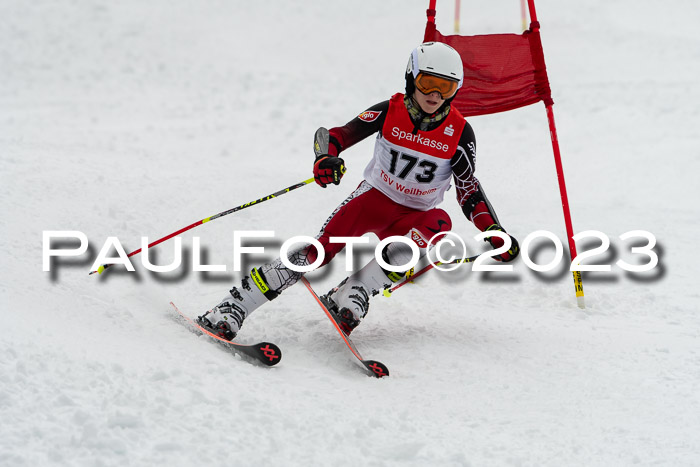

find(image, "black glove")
[483,224,520,262]
[313,154,346,188]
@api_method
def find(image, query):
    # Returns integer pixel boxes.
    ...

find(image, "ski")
[300,277,389,378]
[169,302,281,367]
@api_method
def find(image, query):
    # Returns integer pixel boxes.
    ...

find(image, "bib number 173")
[389,149,437,183]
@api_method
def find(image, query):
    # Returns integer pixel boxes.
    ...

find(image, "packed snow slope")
[1,0,699,466]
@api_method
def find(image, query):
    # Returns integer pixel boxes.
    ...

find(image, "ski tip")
[254,342,282,366]
[362,360,389,378]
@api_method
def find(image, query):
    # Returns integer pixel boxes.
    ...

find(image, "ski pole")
[89,177,315,275]
[383,254,479,297]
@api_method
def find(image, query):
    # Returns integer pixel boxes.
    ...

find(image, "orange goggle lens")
[414,73,459,99]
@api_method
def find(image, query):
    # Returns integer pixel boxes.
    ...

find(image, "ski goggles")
[414,72,460,99]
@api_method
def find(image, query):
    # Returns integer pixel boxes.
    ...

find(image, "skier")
[199,42,520,339]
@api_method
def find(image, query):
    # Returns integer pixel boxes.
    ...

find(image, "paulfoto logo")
[42,229,660,275]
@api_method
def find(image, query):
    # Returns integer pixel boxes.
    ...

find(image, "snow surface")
[2,0,699,465]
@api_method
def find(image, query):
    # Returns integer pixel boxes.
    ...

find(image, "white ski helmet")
[405,42,464,99]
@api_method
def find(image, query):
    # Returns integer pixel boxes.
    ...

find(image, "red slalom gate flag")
[421,0,585,308]
[423,10,553,117]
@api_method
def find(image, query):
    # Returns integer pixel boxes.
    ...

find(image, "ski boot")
[321,253,410,335]
[322,238,420,334]
[321,278,368,335]
[198,300,246,341]
[198,269,275,341]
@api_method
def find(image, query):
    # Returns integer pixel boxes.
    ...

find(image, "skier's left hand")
[483,224,520,262]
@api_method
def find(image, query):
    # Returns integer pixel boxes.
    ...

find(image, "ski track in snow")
[1,0,699,466]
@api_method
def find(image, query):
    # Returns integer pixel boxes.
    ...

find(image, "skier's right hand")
[314,154,346,188]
